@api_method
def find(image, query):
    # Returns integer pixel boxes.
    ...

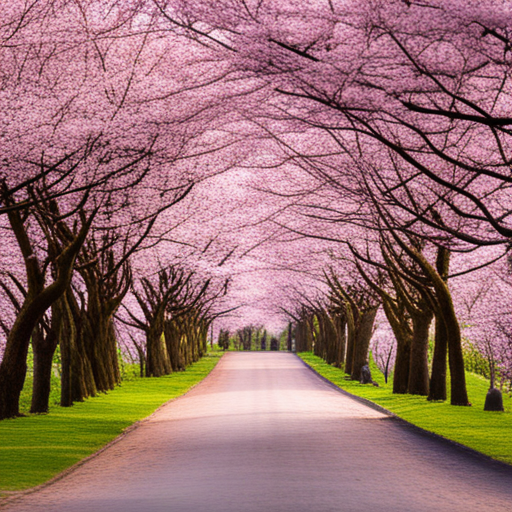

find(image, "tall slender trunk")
[393,339,411,394]
[412,249,470,406]
[323,311,339,366]
[428,315,447,400]
[59,292,97,406]
[334,314,346,369]
[314,311,326,359]
[445,308,469,406]
[407,308,433,396]
[30,325,58,414]
[350,307,379,381]
[428,247,450,401]
[345,306,356,376]
[381,299,411,394]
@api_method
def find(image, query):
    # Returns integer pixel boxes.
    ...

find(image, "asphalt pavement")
[3,352,512,512]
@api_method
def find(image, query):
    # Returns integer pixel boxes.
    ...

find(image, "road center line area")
[3,352,512,512]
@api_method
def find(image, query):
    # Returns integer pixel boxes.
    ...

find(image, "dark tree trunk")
[334,314,346,369]
[0,265,83,418]
[428,315,447,401]
[393,339,411,394]
[59,296,75,407]
[428,247,449,402]
[60,291,97,406]
[345,308,356,377]
[412,248,470,406]
[446,312,469,406]
[261,330,268,351]
[201,324,208,356]
[164,319,182,372]
[350,307,378,381]
[92,321,119,390]
[59,293,97,406]
[30,325,58,414]
[314,312,325,359]
[146,316,172,377]
[380,298,412,394]
[323,311,338,366]
[0,204,92,419]
[295,315,314,353]
[407,309,433,396]
[0,311,34,418]
[85,295,121,392]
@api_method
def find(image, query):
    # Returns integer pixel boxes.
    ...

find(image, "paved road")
[3,353,512,512]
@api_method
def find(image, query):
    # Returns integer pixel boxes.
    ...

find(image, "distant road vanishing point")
[4,352,512,512]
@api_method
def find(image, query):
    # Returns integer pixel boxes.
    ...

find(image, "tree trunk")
[164,319,181,372]
[407,308,433,396]
[345,306,356,376]
[428,247,449,401]
[59,295,75,408]
[0,308,35,418]
[0,205,92,419]
[393,339,411,394]
[445,308,469,406]
[85,292,121,392]
[381,299,411,394]
[412,248,470,406]
[350,307,378,381]
[59,292,97,406]
[333,314,346,369]
[30,325,58,414]
[61,291,97,405]
[314,312,326,359]
[146,319,172,377]
[324,312,339,366]
[428,315,447,401]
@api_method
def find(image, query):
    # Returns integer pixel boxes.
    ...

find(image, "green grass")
[0,353,222,492]
[298,352,512,466]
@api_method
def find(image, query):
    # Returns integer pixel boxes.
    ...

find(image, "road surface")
[3,352,512,511]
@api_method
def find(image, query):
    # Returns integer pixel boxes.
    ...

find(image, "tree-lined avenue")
[3,352,512,512]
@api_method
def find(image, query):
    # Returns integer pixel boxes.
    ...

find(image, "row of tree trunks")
[413,248,469,406]
[294,310,314,352]
[56,234,131,407]
[0,191,94,419]
[297,236,469,407]
[164,319,185,372]
[129,300,210,377]
[314,307,346,368]
[59,291,97,407]
[324,274,380,380]
[428,247,450,401]
[379,296,411,395]
[352,233,469,406]
[291,279,377,382]
[349,307,379,381]
[30,322,59,414]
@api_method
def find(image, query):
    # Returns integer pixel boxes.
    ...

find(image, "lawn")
[298,352,512,466]
[0,353,222,493]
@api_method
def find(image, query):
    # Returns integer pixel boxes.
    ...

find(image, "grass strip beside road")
[298,352,512,466]
[0,353,222,493]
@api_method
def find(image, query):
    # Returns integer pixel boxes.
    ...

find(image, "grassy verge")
[298,352,512,466]
[0,353,222,493]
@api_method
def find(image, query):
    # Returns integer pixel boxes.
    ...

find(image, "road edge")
[297,353,512,474]
[0,353,225,509]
